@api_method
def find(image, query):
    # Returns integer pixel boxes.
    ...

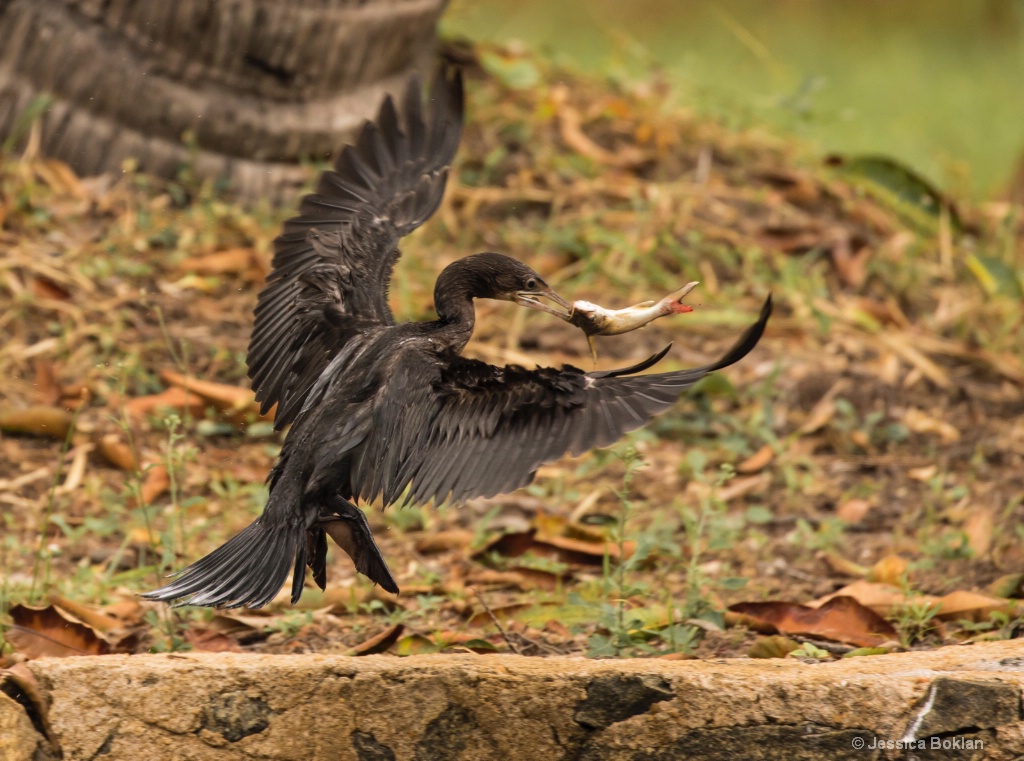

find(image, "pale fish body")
[567,282,700,360]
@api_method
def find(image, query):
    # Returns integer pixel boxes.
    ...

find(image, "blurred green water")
[445,0,1024,199]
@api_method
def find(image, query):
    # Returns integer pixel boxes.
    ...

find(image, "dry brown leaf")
[32,359,61,404]
[465,569,533,589]
[543,619,572,639]
[908,464,938,482]
[717,473,771,502]
[729,596,897,648]
[813,581,936,618]
[828,231,871,289]
[184,628,243,653]
[934,590,1016,622]
[139,464,170,504]
[987,574,1024,599]
[28,276,72,302]
[534,533,636,564]
[903,408,960,443]
[748,635,801,659]
[35,158,83,195]
[508,566,569,591]
[96,433,139,471]
[178,248,257,276]
[836,498,872,524]
[963,510,994,557]
[796,380,847,435]
[344,623,405,656]
[0,662,55,746]
[473,529,537,560]
[0,406,73,439]
[553,87,649,169]
[877,333,950,389]
[6,604,110,659]
[414,530,474,554]
[736,443,774,474]
[868,555,909,586]
[467,603,536,628]
[207,612,274,638]
[819,552,869,578]
[48,595,122,635]
[159,369,270,423]
[123,387,206,419]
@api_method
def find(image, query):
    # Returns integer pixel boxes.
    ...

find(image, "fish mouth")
[514,287,574,319]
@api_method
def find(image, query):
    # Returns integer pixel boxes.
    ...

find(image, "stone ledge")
[6,640,1024,760]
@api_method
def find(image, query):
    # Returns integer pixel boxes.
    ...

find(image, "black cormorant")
[143,69,771,609]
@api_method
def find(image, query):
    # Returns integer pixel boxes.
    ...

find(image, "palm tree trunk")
[0,0,447,199]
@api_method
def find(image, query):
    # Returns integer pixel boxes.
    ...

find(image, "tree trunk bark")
[0,0,447,200]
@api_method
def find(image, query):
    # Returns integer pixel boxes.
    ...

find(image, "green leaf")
[965,253,1023,298]
[480,53,541,90]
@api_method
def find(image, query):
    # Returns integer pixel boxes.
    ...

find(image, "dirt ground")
[1,49,1023,662]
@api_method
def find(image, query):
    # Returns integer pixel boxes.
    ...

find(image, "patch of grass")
[1,42,1022,660]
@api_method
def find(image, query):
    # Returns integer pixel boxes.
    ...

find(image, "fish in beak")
[567,282,700,361]
[514,285,574,319]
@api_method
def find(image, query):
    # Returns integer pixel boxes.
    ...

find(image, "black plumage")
[143,68,772,609]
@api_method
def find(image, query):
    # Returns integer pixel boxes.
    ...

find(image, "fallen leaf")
[736,443,774,474]
[159,369,270,423]
[908,464,938,482]
[96,433,138,471]
[344,623,405,656]
[6,604,109,659]
[0,663,55,747]
[868,555,909,586]
[729,596,898,648]
[48,595,122,634]
[473,529,537,560]
[552,86,649,169]
[987,574,1024,599]
[812,581,923,617]
[139,465,170,504]
[0,406,73,439]
[533,533,636,564]
[183,628,243,653]
[465,568,567,591]
[796,380,847,435]
[178,248,257,276]
[819,552,870,578]
[963,510,994,557]
[394,634,440,656]
[28,276,72,302]
[543,619,572,638]
[748,636,801,659]
[934,590,1016,622]
[123,387,206,419]
[903,408,960,443]
[32,359,61,404]
[414,530,474,554]
[467,602,535,628]
[836,498,872,524]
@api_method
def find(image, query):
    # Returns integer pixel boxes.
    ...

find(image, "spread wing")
[248,67,464,428]
[350,296,772,507]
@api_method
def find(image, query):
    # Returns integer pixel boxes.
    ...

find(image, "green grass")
[445,0,1024,199]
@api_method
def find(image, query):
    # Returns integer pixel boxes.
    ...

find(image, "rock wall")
[5,640,1024,760]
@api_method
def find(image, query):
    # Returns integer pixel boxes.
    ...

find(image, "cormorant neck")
[433,259,488,327]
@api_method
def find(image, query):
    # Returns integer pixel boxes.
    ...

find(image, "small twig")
[470,587,521,655]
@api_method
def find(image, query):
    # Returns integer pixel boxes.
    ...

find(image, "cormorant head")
[448,253,572,319]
